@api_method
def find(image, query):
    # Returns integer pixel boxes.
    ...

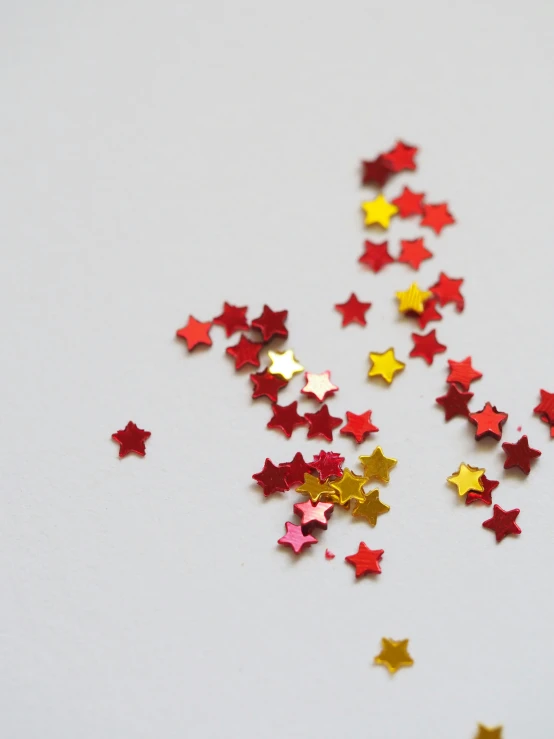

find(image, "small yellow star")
[374,638,414,673]
[361,194,398,229]
[475,725,503,739]
[368,348,405,384]
[296,473,334,503]
[395,282,432,314]
[352,489,390,526]
[447,463,485,496]
[268,349,303,380]
[359,447,397,483]
[330,468,368,506]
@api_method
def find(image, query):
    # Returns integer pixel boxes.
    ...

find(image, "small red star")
[502,435,541,474]
[278,522,318,554]
[409,330,447,365]
[250,369,288,402]
[111,421,151,458]
[466,475,499,506]
[392,187,425,217]
[420,203,455,235]
[305,405,342,442]
[361,156,393,187]
[213,302,248,336]
[176,316,212,350]
[482,505,521,543]
[251,305,288,342]
[358,240,394,273]
[310,450,345,481]
[383,141,418,172]
[430,272,464,312]
[469,402,508,441]
[279,452,311,487]
[335,293,372,327]
[416,298,442,329]
[252,458,290,496]
[446,357,482,391]
[293,500,334,533]
[340,410,379,443]
[267,402,307,438]
[534,389,554,425]
[226,335,263,369]
[301,371,339,402]
[435,385,473,421]
[345,542,384,577]
[397,238,433,270]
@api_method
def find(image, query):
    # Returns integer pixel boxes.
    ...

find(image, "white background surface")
[1,2,554,737]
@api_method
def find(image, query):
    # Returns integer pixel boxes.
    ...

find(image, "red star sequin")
[469,402,508,441]
[213,302,248,336]
[435,385,473,421]
[250,369,288,402]
[335,293,372,327]
[345,542,384,577]
[482,505,521,543]
[430,272,464,312]
[502,435,541,474]
[252,458,290,496]
[279,452,311,487]
[466,475,499,506]
[310,450,345,481]
[226,335,263,369]
[278,522,318,553]
[416,298,442,330]
[409,330,447,365]
[446,357,482,391]
[267,402,307,438]
[361,156,393,187]
[305,405,342,442]
[534,389,554,425]
[420,203,455,235]
[392,187,425,217]
[111,421,151,458]
[383,141,418,172]
[358,240,394,273]
[293,500,334,533]
[340,410,379,443]
[251,305,288,342]
[176,316,212,350]
[397,238,433,270]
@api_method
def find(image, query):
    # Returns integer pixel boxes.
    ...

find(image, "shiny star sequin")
[358,240,395,272]
[469,403,508,441]
[280,452,311,487]
[278,522,317,554]
[397,238,433,270]
[330,468,368,505]
[383,141,418,172]
[502,435,541,474]
[430,272,464,312]
[482,505,521,543]
[352,490,390,526]
[213,302,248,336]
[420,202,455,235]
[466,475,499,506]
[396,282,432,314]
[251,305,288,342]
[267,349,303,380]
[305,405,342,442]
[335,293,372,327]
[435,385,473,421]
[374,638,414,673]
[417,297,442,330]
[301,371,338,403]
[392,186,425,217]
[359,447,397,483]
[310,450,345,481]
[252,458,289,496]
[361,194,399,229]
[410,329,447,365]
[474,724,503,739]
[176,316,212,350]
[226,335,263,369]
[111,421,151,458]
[267,401,307,437]
[345,542,383,577]
[293,500,334,533]
[361,156,393,187]
[447,357,482,390]
[296,473,335,503]
[447,463,485,496]
[368,348,405,384]
[250,369,288,402]
[340,410,379,443]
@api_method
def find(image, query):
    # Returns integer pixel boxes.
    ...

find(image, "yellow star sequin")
[329,468,368,506]
[359,447,397,483]
[361,194,398,229]
[368,348,405,384]
[374,638,414,674]
[395,282,432,315]
[475,725,503,739]
[268,349,303,380]
[296,473,334,503]
[447,463,485,496]
[352,489,390,526]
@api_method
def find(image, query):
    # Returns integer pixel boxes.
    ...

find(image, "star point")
[361,194,398,229]
[368,348,405,384]
[267,349,304,380]
[447,463,485,496]
[374,638,414,673]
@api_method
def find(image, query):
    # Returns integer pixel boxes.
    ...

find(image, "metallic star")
[293,500,334,533]
[330,468,368,506]
[301,371,338,403]
[277,522,317,554]
[296,473,335,503]
[374,638,414,673]
[396,282,432,314]
[447,463,485,496]
[368,348,405,384]
[474,724,503,739]
[482,505,521,543]
[111,421,151,458]
[361,194,399,229]
[358,447,397,483]
[267,349,304,380]
[352,489,390,526]
[345,542,383,577]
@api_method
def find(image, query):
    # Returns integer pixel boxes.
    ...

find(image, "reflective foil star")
[213,302,248,336]
[301,371,338,403]
[396,282,432,314]
[345,542,383,577]
[305,405,342,442]
[358,447,397,483]
[447,463,485,496]
[296,473,335,503]
[226,335,263,369]
[268,349,304,380]
[502,435,541,474]
[252,458,290,496]
[293,500,334,533]
[361,194,399,229]
[474,724,503,739]
[250,369,288,402]
[466,475,499,506]
[277,522,317,554]
[111,421,151,458]
[392,186,425,217]
[358,240,395,273]
[435,385,473,421]
[352,490,390,526]
[368,348,405,384]
[447,357,482,390]
[176,315,212,350]
[420,203,455,235]
[361,156,393,187]
[267,401,307,437]
[374,638,414,673]
[251,305,288,342]
[482,505,521,543]
[534,389,554,425]
[383,141,418,172]
[310,450,344,481]
[279,452,311,487]
[335,293,372,327]
[410,329,447,365]
[340,410,379,443]
[430,272,464,312]
[330,468,368,505]
[469,403,508,441]
[397,238,433,270]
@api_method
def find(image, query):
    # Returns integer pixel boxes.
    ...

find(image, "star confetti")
[278,522,317,554]
[534,389,554,424]
[340,410,379,443]
[345,542,383,577]
[469,403,508,441]
[397,238,433,270]
[330,468,368,506]
[213,302,248,336]
[296,473,335,503]
[358,240,394,273]
[310,450,345,481]
[280,452,311,487]
[396,282,432,314]
[267,401,307,437]
[251,305,288,342]
[252,458,290,496]
[502,435,541,474]
[474,724,503,739]
[361,194,398,229]
[226,335,263,369]
[358,447,397,483]
[250,369,288,402]
[305,404,342,442]
[335,293,372,327]
[430,272,464,312]
[374,638,414,673]
[435,385,473,421]
[482,505,521,543]
[392,187,425,217]
[361,156,393,187]
[383,141,418,172]
[111,421,151,458]
[416,297,442,329]
[420,203,455,235]
[352,490,390,526]
[293,500,334,533]
[447,357,482,391]
[410,329,447,365]
[368,348,405,384]
[447,463,485,496]
[301,371,339,403]
[176,316,212,350]
[466,475,499,506]
[267,349,303,380]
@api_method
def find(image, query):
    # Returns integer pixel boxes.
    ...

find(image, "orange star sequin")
[176,316,212,350]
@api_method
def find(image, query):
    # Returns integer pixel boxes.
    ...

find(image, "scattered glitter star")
[368,348,405,384]
[469,403,508,441]
[502,435,541,474]
[175,316,212,350]
[447,357,482,390]
[420,203,455,235]
[416,297,442,329]
[358,240,395,272]
[430,272,464,312]
[280,452,311,487]
[267,349,304,380]
[396,282,432,314]
[340,410,379,443]
[330,468,368,505]
[252,458,290,496]
[305,404,342,441]
[325,549,335,560]
[296,473,335,503]
[251,305,288,342]
[383,141,418,172]
[361,156,393,187]
[301,371,339,403]
[474,724,503,739]
[335,293,372,327]
[534,389,554,424]
[447,463,485,496]
[482,505,521,543]
[226,334,263,369]
[410,329,447,364]
[278,522,317,554]
[213,302,248,336]
[397,238,433,270]
[310,450,345,481]
[293,500,334,532]
[111,422,151,458]
[267,401,307,437]
[250,369,288,402]
[359,447,397,483]
[435,385,473,421]
[361,194,399,229]
[392,186,425,217]
[374,638,414,673]
[466,475,499,506]
[345,542,383,577]
[352,490,390,526]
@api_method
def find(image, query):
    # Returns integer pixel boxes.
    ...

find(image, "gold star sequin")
[374,638,414,673]
[475,725,503,739]
[447,463,485,496]
[296,473,334,503]
[395,282,432,314]
[352,489,389,526]
[359,447,397,483]
[361,194,398,229]
[329,468,368,506]
[268,349,303,380]
[368,348,405,384]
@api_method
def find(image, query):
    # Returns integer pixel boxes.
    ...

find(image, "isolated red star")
[502,435,541,474]
[435,385,473,421]
[466,475,499,506]
[447,357,482,390]
[361,156,393,187]
[420,203,455,235]
[410,330,447,365]
[226,335,263,369]
[392,187,425,217]
[397,238,433,270]
[469,402,508,441]
[293,500,334,532]
[416,298,442,329]
[176,316,212,350]
[252,458,290,496]
[250,369,288,402]
[310,450,345,481]
[534,389,554,425]
[279,452,311,487]
[430,272,464,312]
[111,421,151,458]
[335,293,372,327]
[301,371,338,402]
[251,305,288,342]
[278,522,318,554]
[305,405,342,442]
[358,240,394,273]
[482,505,521,543]
[345,542,384,577]
[383,141,418,172]
[213,302,248,336]
[340,410,379,443]
[267,402,307,437]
